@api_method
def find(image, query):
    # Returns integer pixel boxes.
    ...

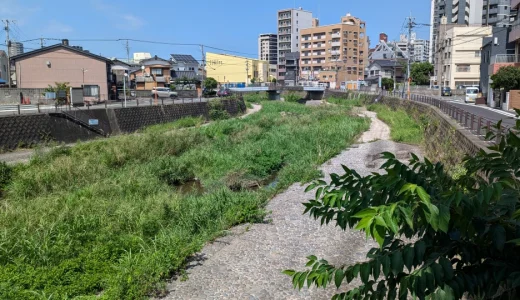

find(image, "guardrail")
[360,90,516,144]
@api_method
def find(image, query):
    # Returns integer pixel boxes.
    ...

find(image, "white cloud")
[44,20,74,34]
[118,14,145,30]
[90,0,145,30]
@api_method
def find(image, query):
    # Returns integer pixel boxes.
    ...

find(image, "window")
[83,85,99,97]
[456,64,470,72]
[475,50,481,57]
[151,68,163,76]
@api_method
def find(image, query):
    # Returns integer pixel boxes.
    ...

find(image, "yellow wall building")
[206,52,269,85]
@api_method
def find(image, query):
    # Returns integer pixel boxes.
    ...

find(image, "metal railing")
[492,54,520,64]
[377,90,515,143]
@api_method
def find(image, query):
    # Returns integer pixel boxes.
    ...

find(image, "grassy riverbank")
[367,104,424,145]
[0,101,368,299]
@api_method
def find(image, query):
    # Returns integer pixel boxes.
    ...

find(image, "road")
[443,98,518,128]
[0,97,209,116]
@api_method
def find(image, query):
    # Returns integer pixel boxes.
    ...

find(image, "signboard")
[88,119,99,126]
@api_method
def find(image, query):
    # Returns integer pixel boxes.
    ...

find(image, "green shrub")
[286,110,520,299]
[0,101,369,299]
[208,99,231,120]
[0,162,12,193]
[284,93,301,103]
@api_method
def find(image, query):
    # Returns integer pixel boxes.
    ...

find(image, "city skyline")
[2,0,431,60]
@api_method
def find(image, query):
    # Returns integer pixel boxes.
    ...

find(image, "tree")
[44,82,70,105]
[381,78,394,91]
[204,77,218,90]
[286,112,520,299]
[250,78,257,84]
[491,66,520,92]
[271,78,277,83]
[410,62,433,86]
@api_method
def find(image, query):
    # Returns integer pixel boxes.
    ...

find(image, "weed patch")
[367,104,424,145]
[0,102,368,299]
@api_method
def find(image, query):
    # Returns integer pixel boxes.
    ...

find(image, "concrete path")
[163,112,422,299]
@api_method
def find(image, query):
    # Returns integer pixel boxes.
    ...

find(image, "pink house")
[11,40,112,100]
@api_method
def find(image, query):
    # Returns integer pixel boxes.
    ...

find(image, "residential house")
[11,39,112,100]
[130,55,171,90]
[109,59,131,99]
[480,26,516,108]
[206,52,269,85]
[365,60,405,88]
[170,54,200,81]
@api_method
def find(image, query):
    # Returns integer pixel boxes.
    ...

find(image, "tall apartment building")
[299,13,368,88]
[277,7,313,82]
[8,41,24,57]
[413,39,431,62]
[482,0,516,26]
[429,0,484,63]
[434,17,492,88]
[258,33,278,65]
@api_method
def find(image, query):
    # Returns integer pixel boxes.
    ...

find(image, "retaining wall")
[0,99,246,151]
[0,88,49,105]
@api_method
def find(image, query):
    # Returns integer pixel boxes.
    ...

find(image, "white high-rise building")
[277,7,313,82]
[258,33,278,65]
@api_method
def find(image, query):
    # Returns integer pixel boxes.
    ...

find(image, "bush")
[208,99,230,121]
[284,93,301,103]
[286,110,520,299]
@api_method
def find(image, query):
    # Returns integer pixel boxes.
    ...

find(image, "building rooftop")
[170,54,199,64]
[11,43,110,62]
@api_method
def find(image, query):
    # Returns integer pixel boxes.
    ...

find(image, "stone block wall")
[0,88,49,105]
[509,90,520,110]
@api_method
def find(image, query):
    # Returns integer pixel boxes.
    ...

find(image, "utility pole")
[40,37,45,48]
[3,19,13,88]
[201,44,205,96]
[246,60,249,85]
[406,15,415,100]
[125,40,130,64]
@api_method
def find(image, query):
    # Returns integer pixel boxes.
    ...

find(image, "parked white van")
[465,86,479,103]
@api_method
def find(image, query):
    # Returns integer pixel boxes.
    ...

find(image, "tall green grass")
[0,102,368,299]
[367,104,424,145]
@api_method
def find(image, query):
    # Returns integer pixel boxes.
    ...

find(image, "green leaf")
[372,257,381,281]
[403,246,415,271]
[283,269,296,276]
[416,186,430,202]
[305,183,317,193]
[373,224,386,247]
[492,225,506,252]
[399,206,414,229]
[334,269,344,289]
[439,257,454,281]
[414,241,426,264]
[399,183,417,195]
[353,208,377,219]
[360,263,371,283]
[298,271,307,289]
[382,255,391,277]
[431,263,444,286]
[507,238,520,245]
[383,210,399,234]
[438,204,450,233]
[355,217,373,231]
[391,251,404,276]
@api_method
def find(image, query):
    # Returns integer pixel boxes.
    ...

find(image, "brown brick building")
[299,13,368,89]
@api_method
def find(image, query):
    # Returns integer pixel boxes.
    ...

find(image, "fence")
[0,97,209,116]
[360,90,515,143]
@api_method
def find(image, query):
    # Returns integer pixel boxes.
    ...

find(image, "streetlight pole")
[123,73,128,108]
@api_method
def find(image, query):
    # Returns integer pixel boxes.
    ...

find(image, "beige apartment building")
[434,17,491,89]
[299,13,368,89]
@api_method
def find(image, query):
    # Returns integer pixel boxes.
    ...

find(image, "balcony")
[279,14,291,20]
[493,54,520,63]
[331,32,341,38]
[331,42,341,47]
[330,50,340,55]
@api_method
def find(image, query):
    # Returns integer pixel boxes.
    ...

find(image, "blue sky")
[2,0,432,61]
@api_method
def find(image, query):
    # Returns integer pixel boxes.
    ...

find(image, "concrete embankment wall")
[0,99,245,151]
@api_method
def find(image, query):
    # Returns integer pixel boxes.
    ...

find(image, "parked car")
[217,88,232,97]
[441,87,452,96]
[151,87,177,98]
[465,86,479,103]
[203,88,217,97]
